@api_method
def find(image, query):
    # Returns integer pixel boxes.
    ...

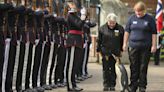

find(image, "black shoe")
[139,88,146,92]
[23,88,37,92]
[76,76,85,81]
[42,85,52,90]
[68,87,83,91]
[103,87,109,91]
[50,84,57,89]
[110,87,115,91]
[128,86,137,92]
[35,87,45,92]
[57,83,65,87]
[75,80,81,83]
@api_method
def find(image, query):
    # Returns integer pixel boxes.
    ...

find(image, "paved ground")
[9,43,164,92]
[46,62,164,92]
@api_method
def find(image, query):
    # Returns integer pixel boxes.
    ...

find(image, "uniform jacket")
[66,12,85,48]
[97,23,124,56]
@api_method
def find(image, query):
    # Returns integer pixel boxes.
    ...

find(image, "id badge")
[114,30,119,36]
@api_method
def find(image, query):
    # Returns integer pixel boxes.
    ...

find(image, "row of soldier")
[0,0,96,92]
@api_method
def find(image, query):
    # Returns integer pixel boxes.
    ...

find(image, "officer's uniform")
[32,9,44,91]
[5,4,18,92]
[97,23,124,89]
[39,9,52,90]
[24,7,35,90]
[15,5,27,91]
[66,8,85,91]
[0,4,11,92]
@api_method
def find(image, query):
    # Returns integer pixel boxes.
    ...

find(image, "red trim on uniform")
[68,30,83,35]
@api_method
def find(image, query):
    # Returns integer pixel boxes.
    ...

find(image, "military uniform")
[66,9,85,91]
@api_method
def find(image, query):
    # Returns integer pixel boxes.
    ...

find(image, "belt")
[68,30,83,35]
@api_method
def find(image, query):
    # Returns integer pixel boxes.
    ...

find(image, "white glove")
[81,15,86,20]
[35,39,40,46]
[80,7,87,15]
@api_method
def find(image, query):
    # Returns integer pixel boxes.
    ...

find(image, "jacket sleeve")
[97,28,102,52]
[119,25,125,51]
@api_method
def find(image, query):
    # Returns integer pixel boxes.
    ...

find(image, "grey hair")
[106,13,117,22]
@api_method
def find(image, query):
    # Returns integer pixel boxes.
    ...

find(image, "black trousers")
[102,55,116,88]
[76,48,84,77]
[54,46,66,84]
[66,46,83,90]
[32,42,43,88]
[25,43,34,89]
[154,48,161,65]
[82,42,91,75]
[49,43,59,85]
[5,42,17,91]
[0,42,4,92]
[40,43,51,86]
[128,47,151,90]
[16,42,26,90]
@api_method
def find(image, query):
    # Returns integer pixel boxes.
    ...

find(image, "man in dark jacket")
[97,13,124,91]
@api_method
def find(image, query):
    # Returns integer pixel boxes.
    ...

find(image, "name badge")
[133,21,137,24]
[144,21,148,26]
[114,30,119,36]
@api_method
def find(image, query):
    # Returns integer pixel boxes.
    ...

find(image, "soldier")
[24,6,37,91]
[15,5,27,92]
[65,0,87,91]
[77,13,97,80]
[39,7,53,90]
[4,3,18,92]
[31,4,45,92]
[54,19,67,87]
[0,3,12,92]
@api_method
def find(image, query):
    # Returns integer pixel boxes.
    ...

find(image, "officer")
[54,19,67,87]
[97,13,124,91]
[39,8,53,90]
[24,7,36,91]
[65,0,86,91]
[15,5,26,92]
[0,3,11,92]
[4,4,18,92]
[48,13,59,88]
[81,17,96,79]
[32,6,45,92]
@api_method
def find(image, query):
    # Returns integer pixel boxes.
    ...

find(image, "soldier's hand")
[81,15,86,20]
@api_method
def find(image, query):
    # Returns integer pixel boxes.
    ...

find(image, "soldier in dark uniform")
[48,13,60,88]
[4,4,18,92]
[0,3,12,92]
[82,19,96,78]
[97,13,124,91]
[15,5,27,92]
[32,6,45,92]
[77,16,96,81]
[24,6,37,92]
[39,8,53,90]
[54,19,67,87]
[65,1,86,91]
